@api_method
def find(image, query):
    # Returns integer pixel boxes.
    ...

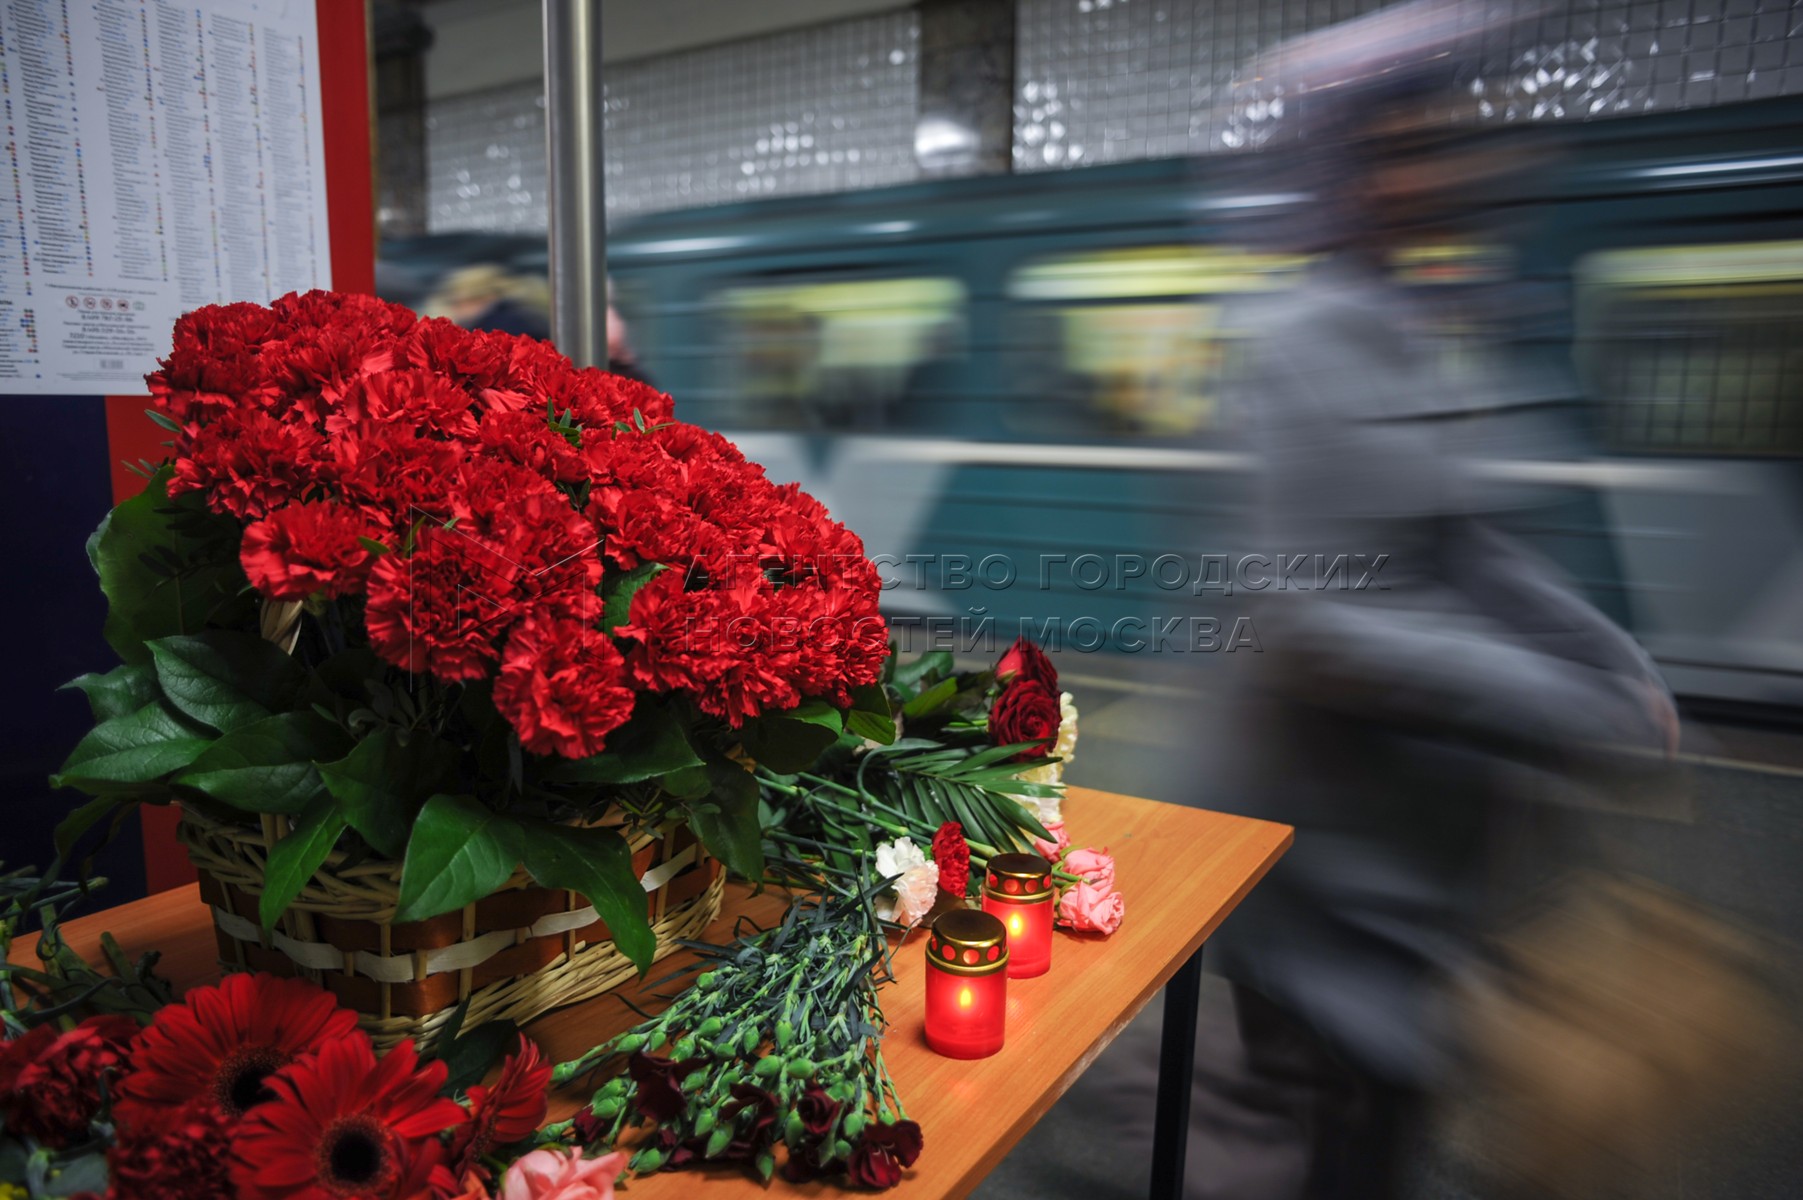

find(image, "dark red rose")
[797,1082,842,1138]
[240,501,376,601]
[931,822,972,897]
[994,637,1057,691]
[628,1053,692,1123]
[715,1082,781,1160]
[990,679,1062,760]
[847,1120,922,1189]
[0,1014,137,1147]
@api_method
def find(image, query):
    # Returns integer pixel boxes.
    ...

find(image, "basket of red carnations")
[51,290,893,1049]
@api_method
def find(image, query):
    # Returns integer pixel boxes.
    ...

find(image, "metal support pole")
[543,0,607,367]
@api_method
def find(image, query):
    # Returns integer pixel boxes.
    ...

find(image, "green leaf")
[686,760,764,883]
[602,561,668,633]
[174,711,351,815]
[52,796,121,862]
[53,700,214,793]
[438,1019,525,1094]
[535,699,701,785]
[62,663,160,721]
[150,631,308,733]
[894,649,953,689]
[845,683,897,745]
[318,730,460,859]
[738,700,842,773]
[516,818,656,974]
[394,794,523,923]
[259,794,349,932]
[87,467,251,664]
[901,676,958,719]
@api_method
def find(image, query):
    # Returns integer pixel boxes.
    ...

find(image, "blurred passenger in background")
[1193,6,1684,1197]
[430,263,551,338]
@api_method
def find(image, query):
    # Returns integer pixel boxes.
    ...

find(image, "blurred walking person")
[1192,5,1679,1197]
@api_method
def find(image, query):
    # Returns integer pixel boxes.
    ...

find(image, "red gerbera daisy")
[446,1035,551,1181]
[231,1033,467,1200]
[118,972,360,1122]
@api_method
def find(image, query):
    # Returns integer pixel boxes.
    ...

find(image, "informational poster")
[0,0,330,394]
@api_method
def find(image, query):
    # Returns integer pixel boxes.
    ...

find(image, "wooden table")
[14,788,1290,1199]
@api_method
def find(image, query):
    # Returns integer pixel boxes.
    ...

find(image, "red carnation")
[110,1099,235,1200]
[478,409,588,483]
[990,679,1062,760]
[329,367,481,441]
[365,534,521,683]
[994,637,1057,692]
[0,1014,137,1147]
[241,501,377,601]
[168,407,329,521]
[931,822,972,897]
[847,1118,924,1189]
[118,972,360,1122]
[492,615,636,758]
[231,1034,465,1200]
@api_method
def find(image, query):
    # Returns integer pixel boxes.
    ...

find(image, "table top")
[13,788,1290,1199]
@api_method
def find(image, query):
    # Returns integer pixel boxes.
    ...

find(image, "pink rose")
[1058,882,1124,935]
[499,1148,627,1200]
[1064,846,1115,892]
[1031,820,1070,859]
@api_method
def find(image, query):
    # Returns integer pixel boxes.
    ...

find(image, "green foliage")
[61,663,158,721]
[685,759,764,883]
[86,467,250,664]
[738,700,842,773]
[318,729,459,859]
[175,712,351,815]
[149,631,309,733]
[52,700,213,796]
[515,819,655,972]
[259,795,350,932]
[395,793,524,924]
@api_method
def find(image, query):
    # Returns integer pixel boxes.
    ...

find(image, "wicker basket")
[178,805,723,1050]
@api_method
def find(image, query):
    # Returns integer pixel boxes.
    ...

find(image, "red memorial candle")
[981,852,1055,979]
[924,908,1009,1059]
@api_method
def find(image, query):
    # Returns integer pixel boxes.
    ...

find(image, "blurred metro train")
[383,93,1803,710]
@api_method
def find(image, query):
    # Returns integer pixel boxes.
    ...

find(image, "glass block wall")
[426,10,920,232]
[1015,0,1803,169]
[422,1,1803,232]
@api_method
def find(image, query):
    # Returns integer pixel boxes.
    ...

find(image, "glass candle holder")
[981,852,1055,979]
[924,908,1009,1059]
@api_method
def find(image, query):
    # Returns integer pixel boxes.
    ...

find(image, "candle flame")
[1009,914,1023,937]
[958,986,973,1009]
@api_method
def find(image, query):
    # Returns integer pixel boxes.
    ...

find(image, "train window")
[1577,242,1803,457]
[710,276,967,431]
[1005,246,1307,438]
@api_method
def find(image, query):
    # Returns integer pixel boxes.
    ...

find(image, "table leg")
[1149,946,1203,1200]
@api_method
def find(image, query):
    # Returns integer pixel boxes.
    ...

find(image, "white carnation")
[873,837,940,928]
[1054,693,1079,762]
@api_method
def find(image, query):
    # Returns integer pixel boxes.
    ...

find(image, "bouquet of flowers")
[2,867,595,1200]
[51,291,891,961]
[547,638,1121,1190]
